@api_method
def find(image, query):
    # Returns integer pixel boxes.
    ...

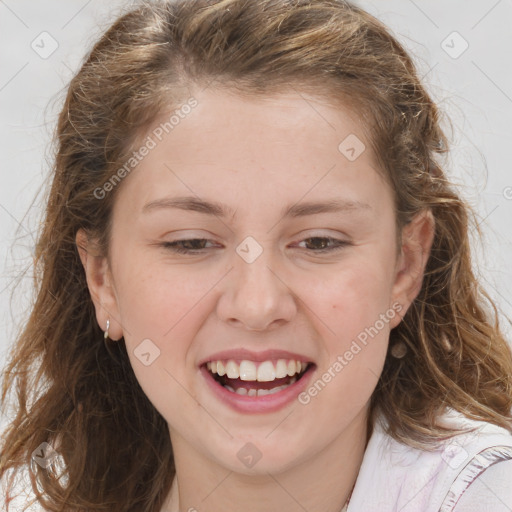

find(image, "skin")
[77,87,434,512]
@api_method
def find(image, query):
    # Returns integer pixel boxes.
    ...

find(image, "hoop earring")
[104,319,110,341]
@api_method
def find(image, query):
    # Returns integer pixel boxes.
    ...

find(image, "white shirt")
[347,408,512,511]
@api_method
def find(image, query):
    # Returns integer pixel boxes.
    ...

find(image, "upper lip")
[198,348,313,367]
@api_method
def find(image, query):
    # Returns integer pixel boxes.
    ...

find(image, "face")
[78,87,433,476]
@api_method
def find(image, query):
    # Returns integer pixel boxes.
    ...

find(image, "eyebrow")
[142,195,372,219]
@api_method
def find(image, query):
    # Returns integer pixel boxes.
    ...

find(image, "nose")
[216,248,297,331]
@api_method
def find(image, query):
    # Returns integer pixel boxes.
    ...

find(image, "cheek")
[305,257,396,377]
[113,262,209,408]
[307,269,394,407]
[313,259,396,325]
[111,260,207,352]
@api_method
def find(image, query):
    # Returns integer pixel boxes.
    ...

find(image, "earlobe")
[75,229,123,341]
[390,209,435,328]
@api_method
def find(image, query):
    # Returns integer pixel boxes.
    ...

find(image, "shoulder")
[435,409,512,511]
[449,456,512,512]
[347,408,512,512]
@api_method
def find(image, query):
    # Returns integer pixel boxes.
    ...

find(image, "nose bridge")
[216,236,296,330]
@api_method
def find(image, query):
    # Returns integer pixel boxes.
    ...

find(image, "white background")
[1,0,511,418]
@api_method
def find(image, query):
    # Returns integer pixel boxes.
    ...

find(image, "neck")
[162,408,369,512]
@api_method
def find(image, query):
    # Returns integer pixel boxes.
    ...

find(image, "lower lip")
[200,364,315,413]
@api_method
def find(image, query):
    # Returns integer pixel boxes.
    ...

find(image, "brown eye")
[161,238,217,254]
[297,237,350,253]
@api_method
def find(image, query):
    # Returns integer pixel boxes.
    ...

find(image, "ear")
[389,209,435,329]
[76,229,124,340]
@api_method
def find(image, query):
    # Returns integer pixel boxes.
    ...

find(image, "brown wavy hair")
[2,0,512,510]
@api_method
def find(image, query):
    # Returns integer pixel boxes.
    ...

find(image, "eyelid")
[292,228,350,240]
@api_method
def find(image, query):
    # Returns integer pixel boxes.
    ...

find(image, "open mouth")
[203,359,314,397]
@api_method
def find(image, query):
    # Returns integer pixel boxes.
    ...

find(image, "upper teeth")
[206,359,307,382]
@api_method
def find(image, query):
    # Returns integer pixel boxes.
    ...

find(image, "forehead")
[113,87,392,221]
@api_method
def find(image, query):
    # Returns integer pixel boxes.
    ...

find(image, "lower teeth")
[224,377,297,396]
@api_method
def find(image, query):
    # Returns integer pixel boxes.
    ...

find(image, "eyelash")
[160,237,351,255]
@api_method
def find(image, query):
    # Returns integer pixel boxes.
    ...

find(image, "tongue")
[221,375,293,391]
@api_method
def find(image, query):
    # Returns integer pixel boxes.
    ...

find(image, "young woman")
[2,1,512,511]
